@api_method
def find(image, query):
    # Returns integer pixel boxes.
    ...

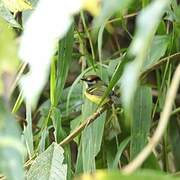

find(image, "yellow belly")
[84,91,109,105]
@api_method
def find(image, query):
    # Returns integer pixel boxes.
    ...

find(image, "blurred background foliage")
[0,0,180,179]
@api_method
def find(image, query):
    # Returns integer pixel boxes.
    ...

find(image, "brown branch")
[122,64,180,174]
[59,104,109,146]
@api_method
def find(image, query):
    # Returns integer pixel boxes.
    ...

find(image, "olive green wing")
[87,84,108,97]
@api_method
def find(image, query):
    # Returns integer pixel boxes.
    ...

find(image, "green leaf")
[98,21,106,71]
[112,136,131,169]
[23,103,34,158]
[0,98,25,180]
[143,153,161,170]
[143,35,169,70]
[12,91,23,113]
[53,24,74,106]
[52,83,82,119]
[169,117,180,171]
[51,108,72,180]
[81,98,106,172]
[106,139,117,169]
[70,115,82,143]
[51,107,66,143]
[27,143,67,180]
[130,86,152,160]
[50,57,56,106]
[75,143,83,174]
[0,2,21,28]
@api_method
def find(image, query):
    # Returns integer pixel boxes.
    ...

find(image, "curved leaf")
[27,143,67,180]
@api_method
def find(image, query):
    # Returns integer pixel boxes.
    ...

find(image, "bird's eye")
[87,78,93,82]
[87,79,96,84]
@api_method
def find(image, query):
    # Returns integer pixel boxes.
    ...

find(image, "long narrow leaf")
[54,24,74,106]
[130,86,152,160]
[81,98,106,172]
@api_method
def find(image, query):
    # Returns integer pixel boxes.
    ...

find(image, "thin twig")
[59,104,109,146]
[107,12,138,24]
[10,62,27,96]
[122,64,180,174]
[80,11,95,61]
[171,107,180,116]
[140,52,180,79]
[87,12,138,32]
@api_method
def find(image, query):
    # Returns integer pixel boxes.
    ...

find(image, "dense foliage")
[0,0,180,180]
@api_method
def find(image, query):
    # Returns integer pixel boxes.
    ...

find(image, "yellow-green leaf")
[2,0,32,13]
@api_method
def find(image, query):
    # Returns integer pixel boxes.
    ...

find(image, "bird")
[81,74,116,105]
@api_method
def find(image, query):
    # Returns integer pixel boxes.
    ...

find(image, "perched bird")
[81,75,116,105]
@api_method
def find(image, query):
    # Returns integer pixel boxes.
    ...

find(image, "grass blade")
[130,86,152,160]
[54,24,74,106]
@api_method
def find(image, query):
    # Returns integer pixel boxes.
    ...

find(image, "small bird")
[81,75,115,105]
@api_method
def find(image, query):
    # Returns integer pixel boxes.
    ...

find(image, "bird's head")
[81,75,101,87]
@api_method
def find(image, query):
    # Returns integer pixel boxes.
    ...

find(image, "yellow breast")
[84,91,109,105]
